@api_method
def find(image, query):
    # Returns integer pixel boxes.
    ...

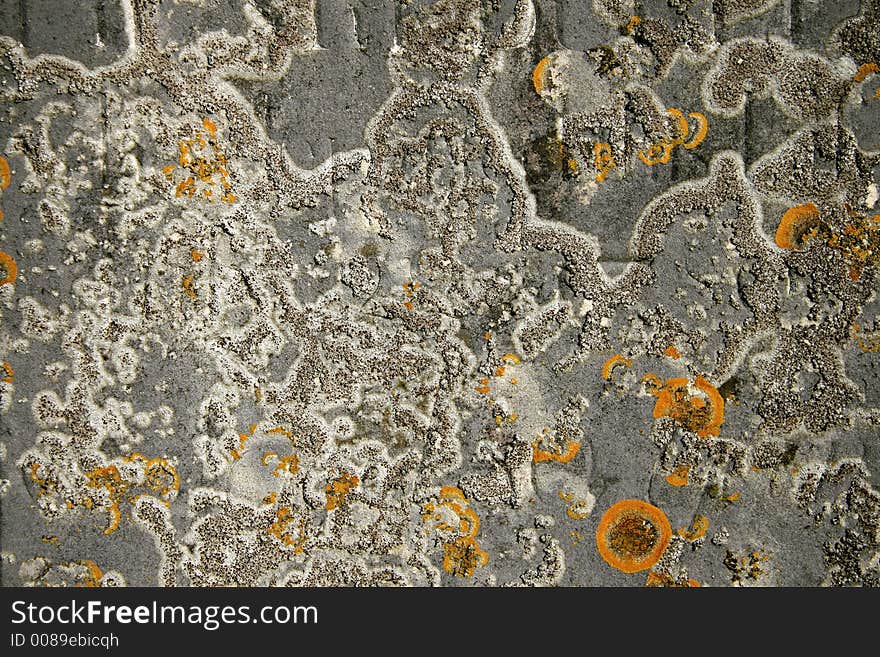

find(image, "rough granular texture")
[0,0,878,587]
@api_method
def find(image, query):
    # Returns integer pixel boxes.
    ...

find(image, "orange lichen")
[1,361,13,383]
[181,275,197,299]
[85,465,130,535]
[725,491,741,503]
[666,108,689,146]
[678,515,709,542]
[474,376,491,395]
[267,426,295,441]
[638,108,707,167]
[325,472,359,511]
[559,489,590,517]
[0,156,10,189]
[601,353,632,380]
[501,353,521,365]
[644,374,724,438]
[143,458,180,499]
[596,499,672,574]
[827,210,880,280]
[79,560,104,588]
[594,142,616,182]
[167,119,235,204]
[565,500,591,520]
[625,15,641,34]
[532,438,581,463]
[852,322,880,353]
[683,112,708,150]
[854,62,878,82]
[29,463,57,497]
[423,486,489,578]
[442,537,489,578]
[663,345,681,359]
[665,464,691,487]
[267,506,307,552]
[775,203,822,250]
[645,571,700,587]
[272,454,299,477]
[532,56,551,94]
[191,249,204,262]
[638,141,674,166]
[0,251,18,285]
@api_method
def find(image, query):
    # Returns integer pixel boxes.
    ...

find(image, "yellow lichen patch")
[191,249,204,262]
[638,141,674,166]
[601,353,632,380]
[826,210,880,280]
[181,275,197,299]
[678,515,709,542]
[85,465,130,535]
[423,486,489,578]
[559,489,591,518]
[442,537,489,578]
[665,464,691,487]
[0,251,18,285]
[0,156,10,189]
[267,506,307,552]
[325,472,359,511]
[775,202,821,250]
[683,112,708,150]
[532,56,551,94]
[566,500,591,520]
[143,458,180,500]
[594,142,616,182]
[645,571,700,587]
[474,376,491,395]
[596,499,672,574]
[663,344,681,359]
[272,454,299,477]
[644,374,724,438]
[666,108,689,146]
[501,353,521,365]
[29,463,57,497]
[262,492,277,505]
[570,530,583,545]
[166,119,235,204]
[639,108,708,167]
[854,62,879,82]
[625,15,641,34]
[852,322,880,353]
[79,560,104,588]
[532,438,581,463]
[267,426,295,442]
[1,361,13,383]
[41,535,59,545]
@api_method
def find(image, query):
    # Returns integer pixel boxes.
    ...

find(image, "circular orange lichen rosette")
[596,499,672,573]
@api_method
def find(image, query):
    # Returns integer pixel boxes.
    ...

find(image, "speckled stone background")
[0,0,878,587]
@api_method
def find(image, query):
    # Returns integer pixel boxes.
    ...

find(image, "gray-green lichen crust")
[0,0,878,587]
